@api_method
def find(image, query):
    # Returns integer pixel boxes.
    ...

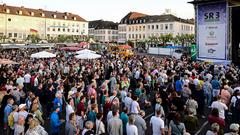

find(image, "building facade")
[89,20,118,43]
[118,12,194,43]
[0,4,88,41]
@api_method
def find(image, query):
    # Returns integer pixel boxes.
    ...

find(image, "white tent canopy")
[75,52,101,59]
[76,49,96,54]
[31,51,56,58]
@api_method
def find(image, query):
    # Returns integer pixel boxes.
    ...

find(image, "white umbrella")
[75,52,101,59]
[31,51,56,58]
[76,49,96,54]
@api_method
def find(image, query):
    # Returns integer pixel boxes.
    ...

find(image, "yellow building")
[0,4,88,41]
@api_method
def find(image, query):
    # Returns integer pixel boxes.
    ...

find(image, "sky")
[2,0,195,22]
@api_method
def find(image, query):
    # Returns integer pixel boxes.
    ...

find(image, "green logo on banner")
[191,44,197,61]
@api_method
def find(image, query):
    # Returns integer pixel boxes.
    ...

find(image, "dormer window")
[53,14,57,18]
[41,13,45,17]
[73,17,76,21]
[5,9,10,13]
[31,12,34,16]
[18,10,22,15]
[64,16,67,19]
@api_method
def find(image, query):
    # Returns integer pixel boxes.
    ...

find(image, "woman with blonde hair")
[31,97,44,125]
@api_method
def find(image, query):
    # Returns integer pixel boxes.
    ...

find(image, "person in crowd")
[4,98,14,130]
[18,104,28,119]
[150,109,165,135]
[208,108,225,135]
[211,76,221,100]
[95,112,105,135]
[108,109,123,135]
[50,106,64,135]
[66,98,75,122]
[203,78,213,107]
[126,115,138,135]
[184,109,199,135]
[130,95,140,114]
[211,96,228,120]
[230,90,240,123]
[224,123,239,135]
[82,121,94,135]
[65,113,78,135]
[120,107,129,135]
[25,118,48,135]
[14,116,25,135]
[186,95,198,116]
[134,110,147,135]
[206,123,220,135]
[87,103,97,123]
[30,98,44,125]
[168,112,187,135]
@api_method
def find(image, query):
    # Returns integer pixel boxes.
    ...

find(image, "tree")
[174,34,195,46]
[159,34,173,46]
[26,34,41,43]
[127,40,134,47]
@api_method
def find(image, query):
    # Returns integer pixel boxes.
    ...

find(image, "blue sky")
[2,0,194,22]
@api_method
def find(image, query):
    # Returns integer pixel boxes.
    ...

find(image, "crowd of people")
[0,48,240,135]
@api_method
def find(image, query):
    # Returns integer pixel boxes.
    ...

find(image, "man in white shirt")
[150,109,165,135]
[24,71,31,91]
[16,75,24,86]
[66,98,74,122]
[211,96,228,119]
[126,115,138,135]
[130,96,140,114]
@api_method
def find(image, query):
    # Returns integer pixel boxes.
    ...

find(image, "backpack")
[235,96,240,111]
[8,112,14,128]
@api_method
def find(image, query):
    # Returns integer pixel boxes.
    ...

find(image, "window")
[129,34,131,39]
[156,25,159,29]
[72,23,75,27]
[139,34,141,39]
[77,24,79,27]
[63,28,65,32]
[170,24,173,30]
[135,26,138,31]
[8,18,11,22]
[76,29,79,33]
[19,33,22,38]
[108,31,111,34]
[148,25,150,30]
[52,28,55,32]
[143,26,145,30]
[139,26,142,31]
[136,34,138,39]
[8,33,12,37]
[160,24,163,30]
[143,34,145,39]
[72,29,74,32]
[165,24,168,30]
[67,29,70,32]
[58,28,61,32]
[132,34,134,38]
[152,25,154,30]
[181,25,183,30]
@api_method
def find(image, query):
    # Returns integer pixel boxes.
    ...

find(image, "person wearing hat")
[18,104,28,119]
[50,105,65,135]
[224,123,239,135]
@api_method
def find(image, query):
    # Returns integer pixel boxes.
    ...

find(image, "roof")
[120,13,194,24]
[0,4,87,22]
[89,20,118,30]
[120,12,147,23]
[188,0,240,4]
